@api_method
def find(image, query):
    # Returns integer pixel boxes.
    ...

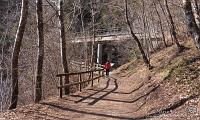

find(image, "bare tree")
[35,0,45,103]
[183,0,200,50]
[193,0,200,28]
[90,0,96,67]
[141,0,148,56]
[146,11,156,52]
[124,0,152,69]
[78,0,89,69]
[59,0,69,94]
[153,1,167,47]
[158,0,173,44]
[9,0,29,109]
[164,0,182,51]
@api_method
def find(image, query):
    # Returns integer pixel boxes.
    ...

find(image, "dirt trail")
[1,71,160,120]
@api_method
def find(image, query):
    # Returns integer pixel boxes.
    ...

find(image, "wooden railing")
[56,69,104,98]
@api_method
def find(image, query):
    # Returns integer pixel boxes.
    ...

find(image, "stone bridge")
[69,29,162,68]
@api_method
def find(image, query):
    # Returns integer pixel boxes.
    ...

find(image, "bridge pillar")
[97,44,102,65]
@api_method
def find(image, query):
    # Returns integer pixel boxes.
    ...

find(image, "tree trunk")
[59,0,69,94]
[79,0,88,69]
[35,0,45,103]
[146,15,155,52]
[124,0,152,69]
[193,0,200,28]
[158,0,174,44]
[183,0,200,50]
[149,12,160,49]
[141,0,149,57]
[9,0,29,109]
[153,1,167,47]
[164,0,182,51]
[1,37,8,111]
[90,0,96,67]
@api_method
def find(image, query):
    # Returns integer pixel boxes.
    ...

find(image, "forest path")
[2,70,159,120]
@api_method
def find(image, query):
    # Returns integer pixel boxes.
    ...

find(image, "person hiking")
[104,61,111,76]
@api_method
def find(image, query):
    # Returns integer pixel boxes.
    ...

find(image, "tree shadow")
[133,94,199,120]
[41,93,198,120]
[186,55,200,65]
[71,84,159,104]
[134,96,148,112]
[88,76,118,105]
[87,82,144,95]
[40,102,134,120]
[75,77,112,103]
[75,76,120,105]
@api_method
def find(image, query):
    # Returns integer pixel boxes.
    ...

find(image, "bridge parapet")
[73,32,146,43]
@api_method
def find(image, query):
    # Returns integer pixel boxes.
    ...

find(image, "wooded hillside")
[0,0,199,117]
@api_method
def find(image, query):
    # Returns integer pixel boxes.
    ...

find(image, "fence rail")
[56,69,104,98]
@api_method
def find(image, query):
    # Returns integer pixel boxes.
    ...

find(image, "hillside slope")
[115,39,200,119]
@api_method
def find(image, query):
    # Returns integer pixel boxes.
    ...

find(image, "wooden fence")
[56,69,104,98]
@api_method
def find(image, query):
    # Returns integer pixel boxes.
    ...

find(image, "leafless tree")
[35,0,45,103]
[9,0,29,109]
[59,0,70,94]
[164,0,183,52]
[193,0,200,28]
[183,0,200,50]
[124,0,152,69]
[153,1,167,47]
[157,0,173,44]
[90,0,96,67]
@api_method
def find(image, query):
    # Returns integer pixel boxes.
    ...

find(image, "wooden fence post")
[88,72,91,85]
[59,76,63,98]
[91,71,94,87]
[102,69,104,77]
[98,70,100,82]
[79,73,82,92]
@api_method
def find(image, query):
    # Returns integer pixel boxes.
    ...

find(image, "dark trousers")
[106,69,110,76]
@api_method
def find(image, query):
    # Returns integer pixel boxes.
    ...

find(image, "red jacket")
[104,62,111,70]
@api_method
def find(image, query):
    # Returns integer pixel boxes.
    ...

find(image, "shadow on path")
[88,76,118,105]
[41,102,133,120]
[72,84,159,104]
[75,77,112,103]
[41,94,198,120]
[87,82,144,95]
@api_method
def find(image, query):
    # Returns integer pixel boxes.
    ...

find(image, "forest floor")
[1,39,200,120]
